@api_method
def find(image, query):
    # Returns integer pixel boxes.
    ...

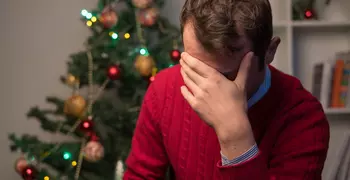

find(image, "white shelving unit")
[270,0,350,114]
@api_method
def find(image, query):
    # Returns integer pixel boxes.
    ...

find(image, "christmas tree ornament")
[292,0,317,20]
[304,9,315,19]
[65,74,80,86]
[64,95,87,117]
[170,49,181,62]
[137,7,159,26]
[79,118,94,133]
[15,156,28,174]
[83,141,104,162]
[89,133,100,141]
[134,55,156,77]
[21,165,38,180]
[132,0,153,9]
[115,160,125,180]
[107,64,121,80]
[99,6,118,28]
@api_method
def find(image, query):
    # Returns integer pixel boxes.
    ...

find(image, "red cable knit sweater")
[123,65,330,180]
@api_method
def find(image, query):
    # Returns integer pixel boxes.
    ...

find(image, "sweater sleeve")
[123,82,169,180]
[216,99,330,180]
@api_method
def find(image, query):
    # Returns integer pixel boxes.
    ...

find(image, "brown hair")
[180,0,273,69]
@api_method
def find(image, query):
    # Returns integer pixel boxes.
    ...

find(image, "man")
[124,0,330,179]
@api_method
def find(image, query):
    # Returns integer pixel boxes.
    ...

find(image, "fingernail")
[247,52,254,58]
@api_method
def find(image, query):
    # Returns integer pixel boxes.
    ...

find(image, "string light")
[124,33,130,39]
[63,152,72,160]
[86,21,93,27]
[81,9,88,16]
[140,48,149,55]
[111,33,118,39]
[109,32,118,39]
[86,13,92,19]
[169,64,174,67]
[91,16,97,22]
[81,9,92,19]
[72,161,77,167]
[44,176,50,180]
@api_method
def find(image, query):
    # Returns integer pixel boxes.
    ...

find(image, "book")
[311,51,350,109]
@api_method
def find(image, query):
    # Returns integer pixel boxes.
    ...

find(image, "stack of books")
[312,51,350,109]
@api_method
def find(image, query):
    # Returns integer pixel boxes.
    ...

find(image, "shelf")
[324,108,350,114]
[274,21,289,28]
[292,20,350,28]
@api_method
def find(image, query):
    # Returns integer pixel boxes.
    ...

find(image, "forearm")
[217,110,256,160]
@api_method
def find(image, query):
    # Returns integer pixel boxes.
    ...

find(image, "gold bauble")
[134,55,155,77]
[64,95,86,117]
[66,74,79,86]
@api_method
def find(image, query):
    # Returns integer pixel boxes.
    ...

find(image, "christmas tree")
[8,0,181,179]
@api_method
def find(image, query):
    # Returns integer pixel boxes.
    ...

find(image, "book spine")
[340,61,350,107]
[330,59,345,107]
[321,61,333,108]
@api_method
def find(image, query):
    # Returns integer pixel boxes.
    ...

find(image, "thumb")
[234,52,254,91]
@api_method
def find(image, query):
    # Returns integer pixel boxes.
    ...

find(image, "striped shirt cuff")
[221,143,259,166]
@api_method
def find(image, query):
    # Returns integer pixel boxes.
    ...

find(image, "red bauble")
[170,49,181,62]
[15,157,28,174]
[137,7,159,26]
[304,9,315,19]
[107,65,121,80]
[21,166,37,180]
[90,133,100,141]
[79,119,94,133]
[100,7,118,28]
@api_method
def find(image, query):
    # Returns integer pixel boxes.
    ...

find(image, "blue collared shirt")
[221,66,271,166]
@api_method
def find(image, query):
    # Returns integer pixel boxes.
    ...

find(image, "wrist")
[215,111,256,160]
[219,133,256,160]
[215,110,252,143]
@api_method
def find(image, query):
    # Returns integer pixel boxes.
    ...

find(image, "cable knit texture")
[123,65,330,180]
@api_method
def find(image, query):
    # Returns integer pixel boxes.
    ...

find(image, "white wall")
[0,0,97,179]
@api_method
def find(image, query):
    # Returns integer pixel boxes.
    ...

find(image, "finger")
[181,52,216,77]
[235,52,254,90]
[180,85,196,107]
[180,59,204,86]
[181,67,202,95]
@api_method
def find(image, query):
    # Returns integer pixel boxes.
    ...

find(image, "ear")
[264,37,281,64]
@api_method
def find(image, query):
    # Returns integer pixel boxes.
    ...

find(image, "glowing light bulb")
[63,152,71,160]
[72,161,77,166]
[86,21,93,27]
[81,9,88,16]
[86,13,92,19]
[140,48,148,55]
[44,176,50,180]
[111,33,118,39]
[91,16,97,22]
[124,33,130,39]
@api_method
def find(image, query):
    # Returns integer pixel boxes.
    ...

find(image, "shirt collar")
[247,66,271,108]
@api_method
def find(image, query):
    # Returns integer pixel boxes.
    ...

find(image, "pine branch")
[26,107,84,138]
